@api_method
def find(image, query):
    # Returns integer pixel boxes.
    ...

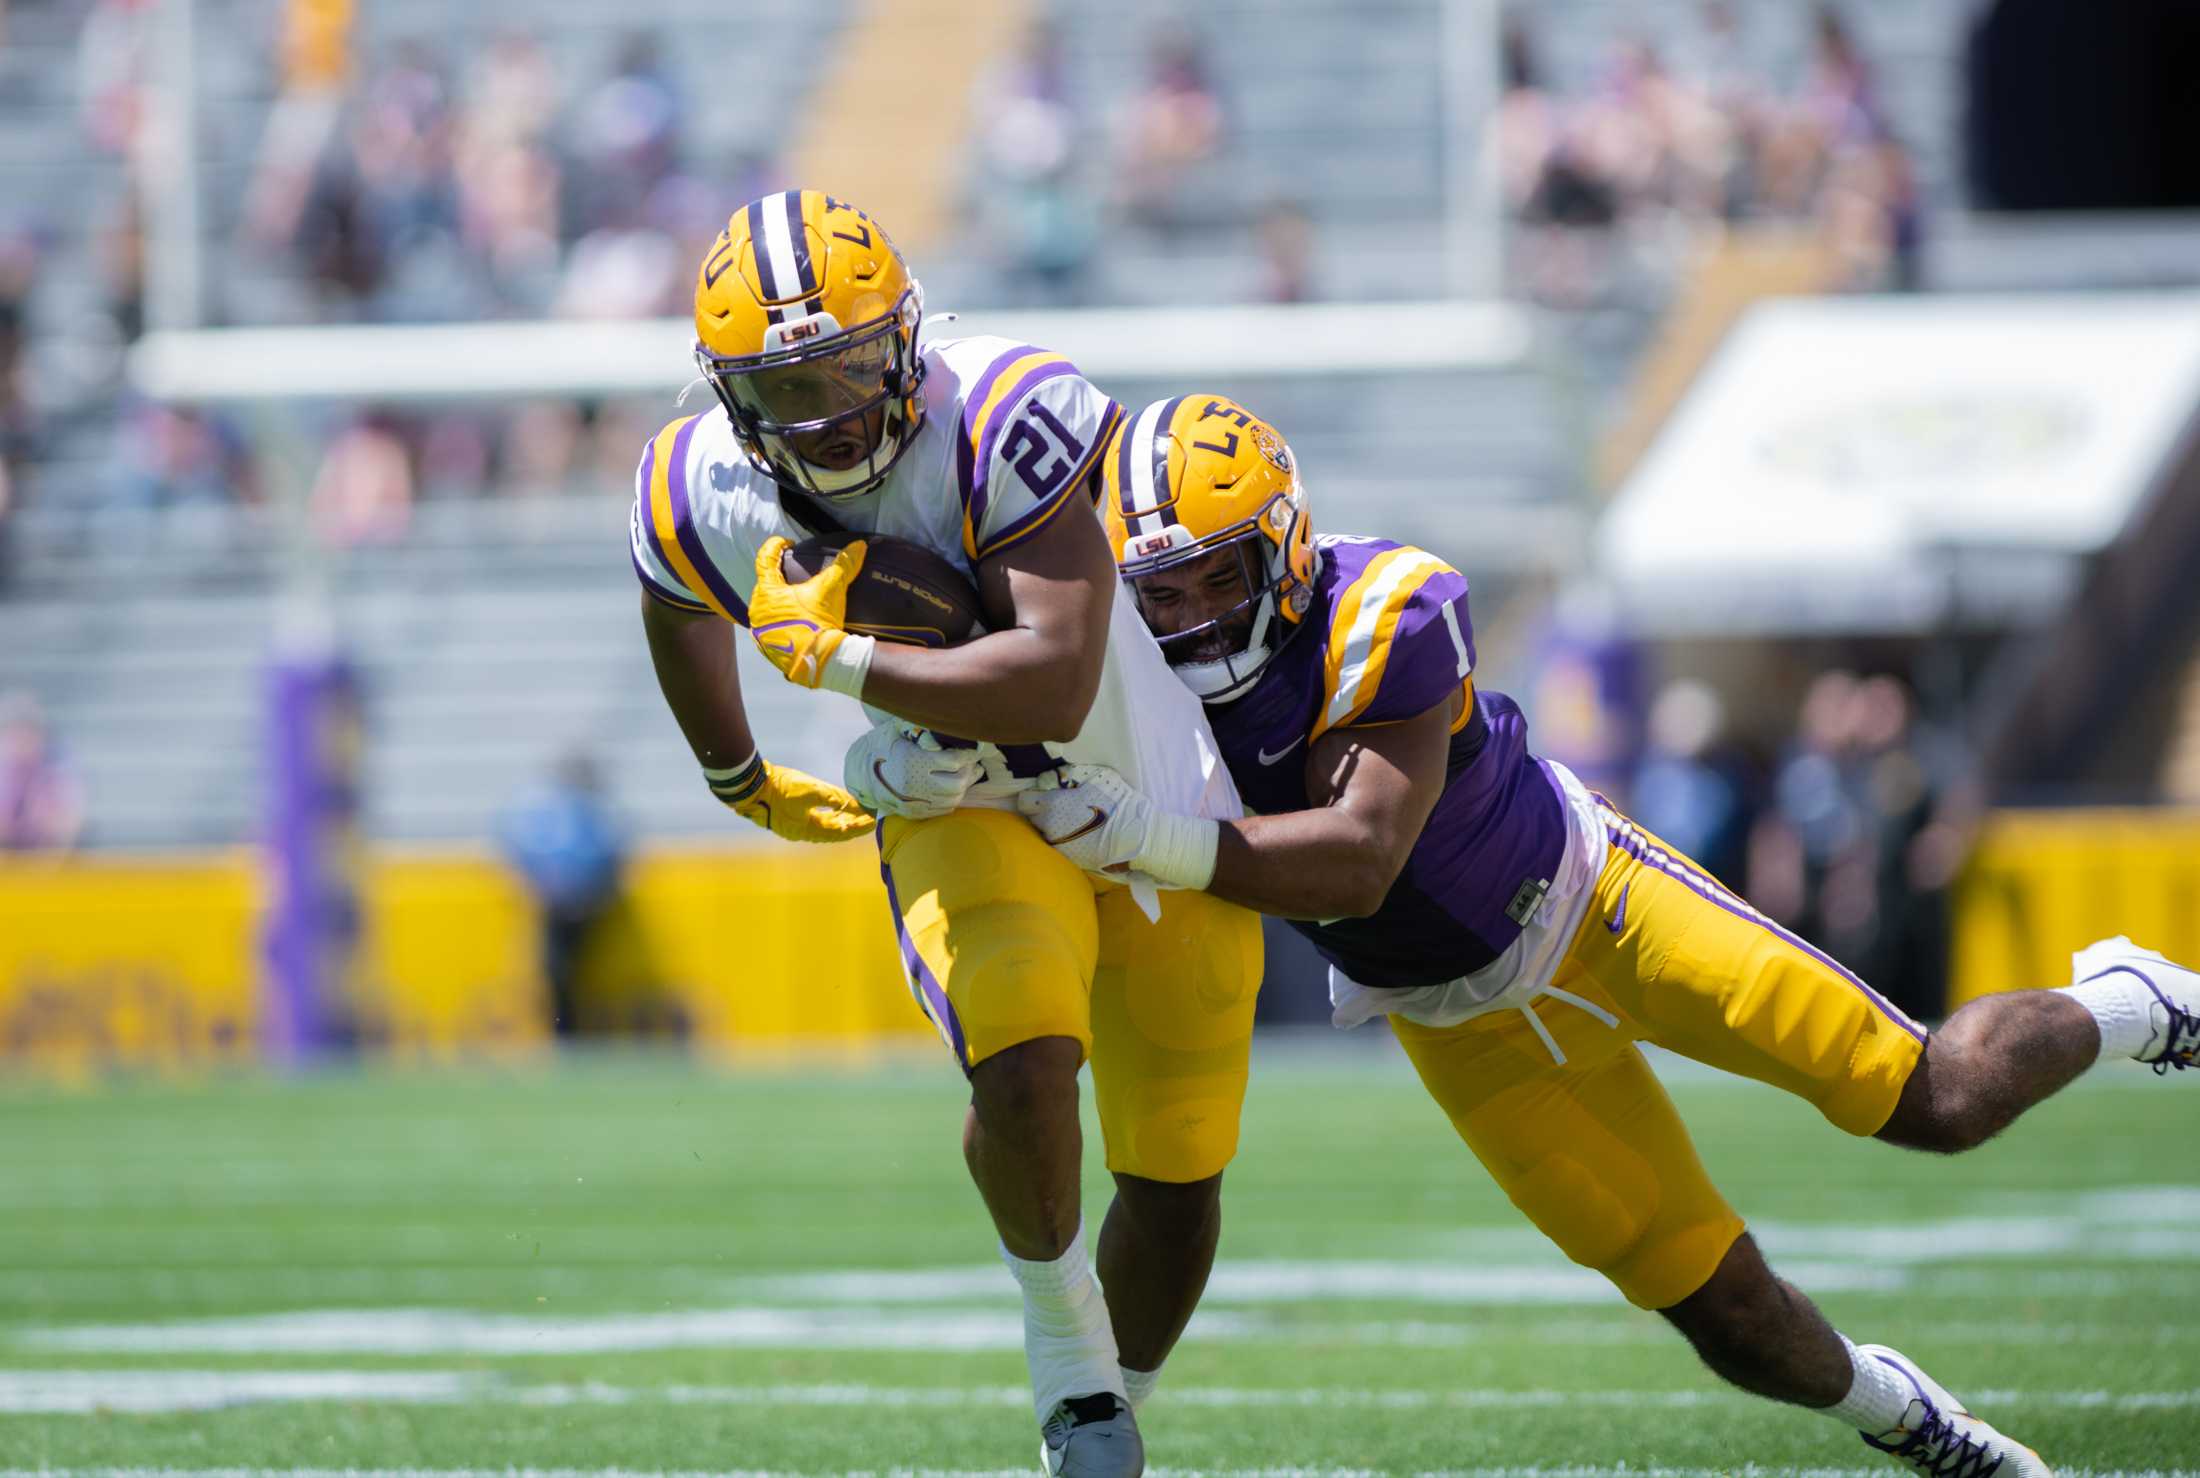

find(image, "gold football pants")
[878,808,1264,1183]
[1393,804,1926,1309]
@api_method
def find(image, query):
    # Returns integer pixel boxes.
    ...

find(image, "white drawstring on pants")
[1515,984,1620,1065]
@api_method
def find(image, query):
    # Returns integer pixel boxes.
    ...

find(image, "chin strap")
[1180,641,1274,705]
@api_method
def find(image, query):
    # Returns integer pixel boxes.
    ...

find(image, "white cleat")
[1038,1392,1143,1476]
[2073,935,2200,1073]
[1855,1344,2052,1478]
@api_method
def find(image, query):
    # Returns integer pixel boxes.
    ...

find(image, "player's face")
[724,333,895,469]
[1130,542,1259,666]
[789,405,888,470]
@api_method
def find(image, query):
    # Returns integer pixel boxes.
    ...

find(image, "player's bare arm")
[639,591,760,771]
[638,590,870,843]
[1016,693,1455,915]
[858,487,1115,745]
[1207,697,1456,919]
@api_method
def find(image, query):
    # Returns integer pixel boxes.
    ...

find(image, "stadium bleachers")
[3,0,2189,848]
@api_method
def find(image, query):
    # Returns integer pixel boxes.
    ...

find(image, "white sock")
[2060,975,2156,1061]
[1001,1221,1124,1422]
[1120,1362,1162,1413]
[1825,1336,1916,1434]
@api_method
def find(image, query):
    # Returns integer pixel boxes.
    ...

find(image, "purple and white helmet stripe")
[750,191,822,325]
[1124,396,1183,540]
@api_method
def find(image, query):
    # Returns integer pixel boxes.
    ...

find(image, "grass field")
[1,1040,2193,1476]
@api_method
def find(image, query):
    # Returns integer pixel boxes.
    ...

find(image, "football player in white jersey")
[629,191,1262,1475]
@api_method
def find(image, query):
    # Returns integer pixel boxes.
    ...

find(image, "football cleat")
[1855,1345,2052,1478]
[2072,935,2200,1074]
[1039,1392,1144,1477]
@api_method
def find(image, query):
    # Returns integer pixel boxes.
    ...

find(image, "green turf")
[0,1042,2192,1474]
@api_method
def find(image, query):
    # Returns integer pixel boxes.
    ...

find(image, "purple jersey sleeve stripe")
[631,547,710,611]
[975,399,1123,559]
[975,479,1078,561]
[972,360,1081,496]
[878,853,972,1073]
[956,344,1056,539]
[628,496,706,608]
[663,416,751,627]
[958,344,1044,444]
[1085,400,1126,508]
[1346,568,1476,728]
[1601,807,1929,1045]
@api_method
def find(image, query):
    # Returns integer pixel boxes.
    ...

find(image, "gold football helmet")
[693,190,925,498]
[1100,394,1317,702]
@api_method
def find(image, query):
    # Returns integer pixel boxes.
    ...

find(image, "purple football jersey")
[1207,536,1569,988]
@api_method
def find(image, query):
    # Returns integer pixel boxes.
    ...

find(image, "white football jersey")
[630,334,1242,824]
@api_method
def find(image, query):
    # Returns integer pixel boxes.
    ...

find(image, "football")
[780,532,985,649]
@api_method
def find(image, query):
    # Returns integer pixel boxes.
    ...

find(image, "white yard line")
[0,1370,481,1414]
[0,1370,2193,1416]
[25,1272,2200,1354]
[10,1182,2198,1332]
[503,1382,2193,1413]
[19,1307,1216,1356]
[0,1295,1710,1355]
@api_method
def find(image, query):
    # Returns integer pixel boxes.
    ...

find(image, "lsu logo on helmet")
[693,190,927,499]
[1101,394,1318,703]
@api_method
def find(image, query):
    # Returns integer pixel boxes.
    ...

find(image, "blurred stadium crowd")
[0,0,1940,555]
[1495,4,1922,304]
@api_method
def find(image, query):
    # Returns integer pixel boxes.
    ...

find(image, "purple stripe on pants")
[878,850,972,1072]
[1601,809,1928,1045]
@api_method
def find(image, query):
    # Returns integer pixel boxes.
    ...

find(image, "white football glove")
[1015,763,1219,890]
[843,723,983,820]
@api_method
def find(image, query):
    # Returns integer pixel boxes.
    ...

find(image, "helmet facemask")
[696,283,926,499]
[1125,520,1307,704]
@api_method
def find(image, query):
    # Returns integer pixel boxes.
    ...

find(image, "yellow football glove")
[707,753,875,844]
[750,535,868,690]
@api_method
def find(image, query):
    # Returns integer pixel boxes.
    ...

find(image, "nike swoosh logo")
[872,758,915,804]
[1257,736,1306,766]
[1045,807,1108,846]
[1606,882,1630,935]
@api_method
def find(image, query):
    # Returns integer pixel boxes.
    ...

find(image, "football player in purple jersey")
[1015,393,2200,1478]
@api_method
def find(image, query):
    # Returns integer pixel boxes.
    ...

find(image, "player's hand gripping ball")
[750,534,867,688]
